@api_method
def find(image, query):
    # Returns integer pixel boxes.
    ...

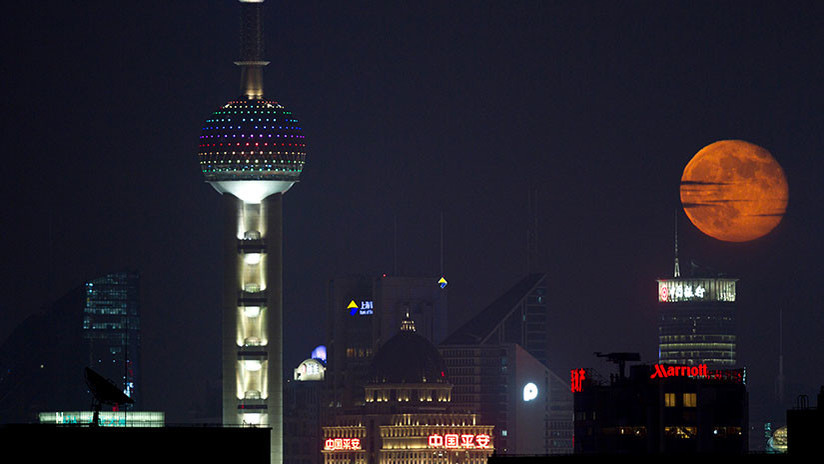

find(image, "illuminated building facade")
[82,271,140,405]
[657,276,738,367]
[197,1,307,463]
[573,364,748,454]
[327,275,447,410]
[322,316,494,464]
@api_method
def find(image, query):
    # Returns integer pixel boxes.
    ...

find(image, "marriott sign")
[650,364,708,379]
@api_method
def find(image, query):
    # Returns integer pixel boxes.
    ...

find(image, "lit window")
[665,393,677,407]
[683,393,697,407]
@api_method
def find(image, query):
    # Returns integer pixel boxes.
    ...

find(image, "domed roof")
[198,99,307,182]
[369,318,448,385]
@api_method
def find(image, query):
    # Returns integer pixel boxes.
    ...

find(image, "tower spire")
[674,213,681,278]
[236,0,269,99]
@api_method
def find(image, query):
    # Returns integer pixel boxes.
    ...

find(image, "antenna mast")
[236,0,269,99]
[674,213,681,278]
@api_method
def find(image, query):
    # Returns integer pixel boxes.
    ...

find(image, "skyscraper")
[82,271,141,405]
[197,1,307,463]
[657,260,738,367]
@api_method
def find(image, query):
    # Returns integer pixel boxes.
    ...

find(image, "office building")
[326,275,447,410]
[573,363,748,454]
[322,316,494,464]
[439,273,571,455]
[285,348,327,464]
[442,274,548,366]
[0,271,141,422]
[82,271,140,405]
[196,1,308,462]
[657,264,738,367]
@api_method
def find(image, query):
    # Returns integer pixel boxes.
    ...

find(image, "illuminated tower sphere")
[197,2,306,463]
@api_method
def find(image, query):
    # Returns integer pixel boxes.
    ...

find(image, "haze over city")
[2,0,822,431]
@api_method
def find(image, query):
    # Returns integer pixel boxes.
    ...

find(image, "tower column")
[222,192,283,464]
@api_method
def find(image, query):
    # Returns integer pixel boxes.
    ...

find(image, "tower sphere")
[198,98,307,201]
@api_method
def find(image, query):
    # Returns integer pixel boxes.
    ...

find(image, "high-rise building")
[0,271,141,422]
[657,265,738,367]
[439,273,571,455]
[196,1,308,462]
[438,344,572,455]
[326,275,447,410]
[442,273,548,367]
[82,271,140,405]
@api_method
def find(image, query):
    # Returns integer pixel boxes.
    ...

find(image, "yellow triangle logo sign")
[347,300,358,309]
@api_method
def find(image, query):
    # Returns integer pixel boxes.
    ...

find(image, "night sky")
[2,1,822,425]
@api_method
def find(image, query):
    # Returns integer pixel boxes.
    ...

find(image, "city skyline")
[2,0,823,431]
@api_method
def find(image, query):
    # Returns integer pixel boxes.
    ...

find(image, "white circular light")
[244,360,262,371]
[523,382,538,402]
[244,253,262,265]
[244,306,261,317]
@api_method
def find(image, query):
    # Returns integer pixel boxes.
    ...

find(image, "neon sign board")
[649,364,745,384]
[347,300,374,316]
[324,438,362,451]
[570,368,586,393]
[428,434,491,449]
[650,364,708,379]
[657,279,736,303]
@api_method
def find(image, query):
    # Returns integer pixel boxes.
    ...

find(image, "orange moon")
[680,140,788,242]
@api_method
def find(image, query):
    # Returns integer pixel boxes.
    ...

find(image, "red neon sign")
[324,438,361,451]
[650,364,708,379]
[570,368,586,392]
[428,434,491,449]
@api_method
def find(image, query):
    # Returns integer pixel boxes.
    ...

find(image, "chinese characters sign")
[570,368,586,393]
[657,279,736,303]
[324,438,362,451]
[428,434,491,449]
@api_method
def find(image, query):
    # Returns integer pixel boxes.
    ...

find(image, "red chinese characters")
[428,434,491,449]
[324,438,361,451]
[570,368,586,393]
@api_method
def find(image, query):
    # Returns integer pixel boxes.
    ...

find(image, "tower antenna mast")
[674,212,681,278]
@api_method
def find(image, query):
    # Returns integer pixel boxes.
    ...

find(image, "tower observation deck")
[197,2,307,463]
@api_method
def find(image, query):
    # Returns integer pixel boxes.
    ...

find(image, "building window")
[665,393,677,407]
[683,393,697,407]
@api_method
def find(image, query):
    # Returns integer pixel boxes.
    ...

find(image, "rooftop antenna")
[674,212,681,278]
[393,215,398,276]
[527,188,539,274]
[776,308,785,406]
[236,0,269,99]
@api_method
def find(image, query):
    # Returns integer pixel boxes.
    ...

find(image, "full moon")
[680,140,788,242]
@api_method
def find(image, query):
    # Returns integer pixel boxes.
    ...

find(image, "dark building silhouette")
[786,387,824,456]
[439,274,572,455]
[0,271,140,423]
[573,363,748,454]
[443,274,548,366]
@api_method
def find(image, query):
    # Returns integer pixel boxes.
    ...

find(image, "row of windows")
[665,392,697,408]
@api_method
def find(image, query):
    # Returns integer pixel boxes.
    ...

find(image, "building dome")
[369,319,448,385]
[198,99,307,183]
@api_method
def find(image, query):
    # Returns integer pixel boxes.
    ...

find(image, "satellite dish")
[84,367,134,426]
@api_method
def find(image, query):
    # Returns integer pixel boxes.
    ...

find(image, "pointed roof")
[442,273,546,345]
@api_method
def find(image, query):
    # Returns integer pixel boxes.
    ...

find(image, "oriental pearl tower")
[197,1,306,463]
